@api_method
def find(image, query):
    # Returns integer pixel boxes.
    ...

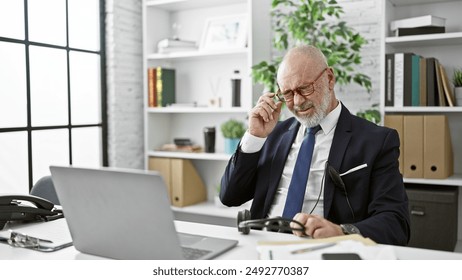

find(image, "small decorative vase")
[224,138,240,154]
[455,87,462,106]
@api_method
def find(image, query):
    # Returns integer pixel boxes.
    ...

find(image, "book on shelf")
[158,46,199,54]
[147,67,176,107]
[434,60,447,107]
[147,68,157,107]
[393,53,414,107]
[390,15,446,31]
[157,38,197,48]
[159,143,203,153]
[438,63,455,107]
[419,57,427,106]
[385,54,453,108]
[393,26,445,37]
[426,57,437,106]
[411,55,421,107]
[157,38,198,54]
[385,54,394,106]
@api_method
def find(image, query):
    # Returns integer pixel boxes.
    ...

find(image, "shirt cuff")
[239,131,267,153]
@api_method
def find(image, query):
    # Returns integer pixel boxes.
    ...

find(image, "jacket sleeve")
[354,129,410,246]
[219,148,260,206]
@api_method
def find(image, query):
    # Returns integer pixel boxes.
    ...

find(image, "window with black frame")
[0,0,107,193]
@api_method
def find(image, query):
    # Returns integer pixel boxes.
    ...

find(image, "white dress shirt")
[240,102,341,218]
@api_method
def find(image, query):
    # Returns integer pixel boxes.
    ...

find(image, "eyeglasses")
[275,68,328,102]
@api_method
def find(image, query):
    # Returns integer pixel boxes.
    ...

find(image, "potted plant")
[453,68,462,106]
[220,119,246,154]
[252,0,371,93]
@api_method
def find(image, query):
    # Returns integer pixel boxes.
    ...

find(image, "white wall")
[105,0,381,168]
[106,0,144,169]
[335,0,381,114]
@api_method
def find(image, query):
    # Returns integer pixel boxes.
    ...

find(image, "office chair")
[30,176,60,205]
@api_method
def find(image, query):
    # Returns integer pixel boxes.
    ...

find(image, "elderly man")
[220,45,410,245]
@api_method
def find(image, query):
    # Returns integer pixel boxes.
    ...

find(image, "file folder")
[403,115,423,178]
[149,157,207,207]
[423,115,453,179]
[384,115,404,175]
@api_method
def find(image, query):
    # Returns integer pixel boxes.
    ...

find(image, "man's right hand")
[248,92,283,138]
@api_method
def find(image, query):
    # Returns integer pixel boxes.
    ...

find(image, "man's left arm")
[354,128,410,246]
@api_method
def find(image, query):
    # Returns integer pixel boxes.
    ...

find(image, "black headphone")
[237,209,306,235]
[236,162,356,235]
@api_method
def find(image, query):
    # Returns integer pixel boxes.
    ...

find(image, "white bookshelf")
[381,0,462,247]
[381,0,462,187]
[147,48,248,60]
[142,0,272,219]
[385,31,462,47]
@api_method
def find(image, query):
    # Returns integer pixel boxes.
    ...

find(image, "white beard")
[292,89,332,128]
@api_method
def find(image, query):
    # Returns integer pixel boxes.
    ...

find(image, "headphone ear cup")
[237,209,251,234]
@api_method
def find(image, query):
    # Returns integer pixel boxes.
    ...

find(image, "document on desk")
[257,234,397,260]
[0,218,72,252]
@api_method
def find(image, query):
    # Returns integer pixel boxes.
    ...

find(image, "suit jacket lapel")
[324,104,352,217]
[263,120,300,216]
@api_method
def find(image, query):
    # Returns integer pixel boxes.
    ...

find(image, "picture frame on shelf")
[199,14,248,50]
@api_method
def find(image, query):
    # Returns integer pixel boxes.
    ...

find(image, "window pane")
[68,0,100,51]
[32,129,69,184]
[0,132,29,194]
[0,42,27,128]
[72,127,101,167]
[29,46,68,126]
[0,0,25,39]
[70,51,101,125]
[28,0,66,46]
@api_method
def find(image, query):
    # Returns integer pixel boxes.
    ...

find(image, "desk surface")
[1,220,462,260]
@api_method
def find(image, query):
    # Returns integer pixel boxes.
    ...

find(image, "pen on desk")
[291,242,336,254]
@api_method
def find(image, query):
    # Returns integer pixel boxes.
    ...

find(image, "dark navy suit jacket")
[220,105,410,246]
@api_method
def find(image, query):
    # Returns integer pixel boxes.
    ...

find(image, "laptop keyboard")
[182,247,211,260]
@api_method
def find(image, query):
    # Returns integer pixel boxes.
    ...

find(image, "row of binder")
[384,53,455,108]
[385,115,453,179]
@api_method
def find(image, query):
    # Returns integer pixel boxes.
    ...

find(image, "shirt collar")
[319,100,341,135]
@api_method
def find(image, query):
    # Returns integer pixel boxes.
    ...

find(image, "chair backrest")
[30,175,60,205]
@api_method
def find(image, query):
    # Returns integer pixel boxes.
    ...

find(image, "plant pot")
[455,87,462,106]
[224,138,240,154]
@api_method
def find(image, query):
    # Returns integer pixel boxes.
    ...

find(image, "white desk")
[1,220,462,260]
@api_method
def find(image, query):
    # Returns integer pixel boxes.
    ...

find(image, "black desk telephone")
[0,195,63,230]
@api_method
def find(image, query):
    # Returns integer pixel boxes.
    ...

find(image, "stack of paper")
[0,218,72,252]
[390,15,446,37]
[257,234,397,260]
[157,38,198,53]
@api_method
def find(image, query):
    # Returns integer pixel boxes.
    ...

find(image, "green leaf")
[252,0,371,93]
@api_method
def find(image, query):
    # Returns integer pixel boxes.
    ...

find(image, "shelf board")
[384,107,462,113]
[404,174,462,186]
[147,106,249,113]
[146,0,246,11]
[389,0,453,6]
[172,200,251,219]
[148,150,232,161]
[385,32,462,47]
[147,48,248,60]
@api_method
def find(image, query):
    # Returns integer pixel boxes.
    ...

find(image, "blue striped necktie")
[282,125,321,218]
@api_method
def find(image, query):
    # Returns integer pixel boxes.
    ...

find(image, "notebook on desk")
[49,165,237,260]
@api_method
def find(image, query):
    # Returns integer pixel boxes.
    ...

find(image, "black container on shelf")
[203,127,216,153]
[231,70,241,107]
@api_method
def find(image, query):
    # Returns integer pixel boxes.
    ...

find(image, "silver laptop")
[49,165,237,260]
